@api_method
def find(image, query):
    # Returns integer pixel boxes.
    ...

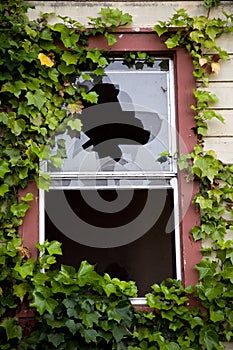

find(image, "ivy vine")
[0,0,233,349]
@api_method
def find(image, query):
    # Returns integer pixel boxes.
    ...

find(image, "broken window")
[41,58,180,297]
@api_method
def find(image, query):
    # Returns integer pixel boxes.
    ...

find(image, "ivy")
[0,0,233,349]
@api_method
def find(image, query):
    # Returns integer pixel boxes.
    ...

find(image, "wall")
[27,2,233,346]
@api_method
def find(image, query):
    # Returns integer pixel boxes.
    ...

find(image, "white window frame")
[39,57,181,304]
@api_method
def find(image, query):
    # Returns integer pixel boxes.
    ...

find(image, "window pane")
[45,188,176,295]
[46,59,175,174]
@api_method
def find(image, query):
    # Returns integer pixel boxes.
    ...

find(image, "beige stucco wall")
[28,1,233,164]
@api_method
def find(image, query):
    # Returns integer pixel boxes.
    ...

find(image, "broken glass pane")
[46,59,175,174]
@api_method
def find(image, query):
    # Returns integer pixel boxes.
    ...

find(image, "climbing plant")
[0,0,233,349]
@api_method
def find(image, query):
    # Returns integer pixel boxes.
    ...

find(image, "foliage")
[0,0,233,349]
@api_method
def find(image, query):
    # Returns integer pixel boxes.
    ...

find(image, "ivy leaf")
[211,61,220,74]
[20,192,34,202]
[10,118,26,136]
[65,319,81,335]
[48,68,59,82]
[210,306,225,322]
[77,261,100,287]
[153,25,168,37]
[80,311,101,328]
[192,155,220,183]
[13,283,28,302]
[81,91,98,104]
[195,196,212,209]
[199,326,221,350]
[48,333,65,347]
[37,173,51,191]
[30,292,58,315]
[165,33,181,48]
[61,51,79,65]
[14,258,35,279]
[0,112,8,125]
[0,319,22,340]
[202,110,224,123]
[112,324,128,342]
[0,160,10,178]
[206,26,220,41]
[38,53,55,67]
[105,32,117,46]
[46,240,62,256]
[83,329,98,343]
[195,259,217,280]
[58,62,76,75]
[190,30,204,42]
[10,201,30,217]
[26,91,47,110]
[0,183,9,197]
[61,32,80,48]
[1,81,27,97]
[67,100,84,115]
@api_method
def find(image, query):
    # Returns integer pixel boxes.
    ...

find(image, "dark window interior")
[45,188,176,296]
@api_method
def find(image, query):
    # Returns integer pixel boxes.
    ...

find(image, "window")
[40,57,181,297]
[20,33,201,299]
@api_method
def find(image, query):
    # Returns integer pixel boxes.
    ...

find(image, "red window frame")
[19,31,201,287]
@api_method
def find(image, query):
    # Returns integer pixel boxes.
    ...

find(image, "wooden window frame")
[19,31,201,288]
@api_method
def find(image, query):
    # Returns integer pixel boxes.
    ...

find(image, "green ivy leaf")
[199,326,222,350]
[195,195,212,209]
[153,25,168,37]
[0,184,9,197]
[20,192,34,202]
[80,310,101,328]
[112,324,128,342]
[83,329,98,343]
[81,91,98,104]
[1,81,27,97]
[10,118,26,136]
[10,201,30,217]
[192,155,221,183]
[190,30,204,42]
[210,306,225,322]
[14,258,35,279]
[105,32,117,46]
[46,240,62,256]
[26,90,47,110]
[61,51,80,65]
[0,160,10,178]
[13,283,28,302]
[206,26,220,41]
[48,333,65,347]
[0,318,22,340]
[30,292,58,315]
[58,62,76,74]
[48,68,59,82]
[65,319,81,335]
[165,33,181,48]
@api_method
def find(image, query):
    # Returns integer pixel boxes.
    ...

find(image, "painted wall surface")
[28,1,233,164]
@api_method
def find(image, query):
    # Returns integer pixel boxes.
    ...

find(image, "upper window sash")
[42,57,177,179]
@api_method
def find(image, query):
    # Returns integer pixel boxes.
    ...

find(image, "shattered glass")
[46,59,175,177]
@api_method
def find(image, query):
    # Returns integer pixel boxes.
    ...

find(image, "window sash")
[42,57,177,177]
